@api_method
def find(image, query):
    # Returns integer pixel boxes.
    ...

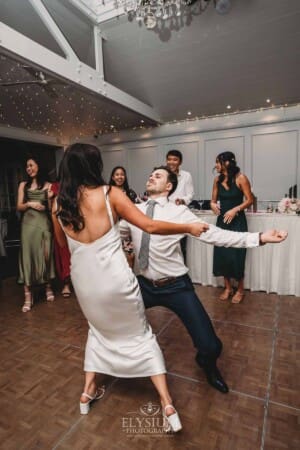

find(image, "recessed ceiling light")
[266,98,271,103]
[226,105,231,109]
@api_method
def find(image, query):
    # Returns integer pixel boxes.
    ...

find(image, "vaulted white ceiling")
[0,0,299,144]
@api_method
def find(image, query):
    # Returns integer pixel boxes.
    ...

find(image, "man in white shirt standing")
[166,149,194,261]
[166,149,194,205]
[120,166,287,394]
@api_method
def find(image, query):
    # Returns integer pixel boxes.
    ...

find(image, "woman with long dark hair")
[48,181,72,298]
[52,143,208,432]
[211,151,253,303]
[109,166,139,267]
[17,155,55,312]
[109,166,138,203]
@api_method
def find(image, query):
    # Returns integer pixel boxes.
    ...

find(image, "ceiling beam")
[0,21,161,122]
[93,25,104,77]
[0,124,61,145]
[64,0,99,24]
[95,4,126,24]
[28,0,78,62]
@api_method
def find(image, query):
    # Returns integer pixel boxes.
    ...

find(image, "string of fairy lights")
[0,53,299,143]
[162,102,300,126]
[0,54,155,142]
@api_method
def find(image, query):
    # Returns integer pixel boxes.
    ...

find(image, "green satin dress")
[18,189,55,286]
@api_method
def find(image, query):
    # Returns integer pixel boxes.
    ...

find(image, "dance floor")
[0,278,299,450]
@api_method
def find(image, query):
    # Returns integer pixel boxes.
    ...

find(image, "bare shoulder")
[18,181,26,190]
[108,185,127,201]
[107,185,117,200]
[103,185,122,215]
[107,185,117,195]
[236,173,250,183]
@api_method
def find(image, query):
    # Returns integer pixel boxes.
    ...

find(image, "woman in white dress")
[52,143,208,432]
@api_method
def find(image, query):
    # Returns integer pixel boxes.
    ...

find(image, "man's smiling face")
[146,169,172,197]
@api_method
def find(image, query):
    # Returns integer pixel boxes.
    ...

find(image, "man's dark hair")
[153,165,178,197]
[166,149,182,163]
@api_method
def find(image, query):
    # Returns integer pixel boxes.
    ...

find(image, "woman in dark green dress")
[211,152,253,303]
[17,156,55,312]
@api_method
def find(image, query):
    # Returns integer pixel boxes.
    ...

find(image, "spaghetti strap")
[103,186,115,227]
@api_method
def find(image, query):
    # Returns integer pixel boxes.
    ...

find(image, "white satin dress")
[65,187,166,377]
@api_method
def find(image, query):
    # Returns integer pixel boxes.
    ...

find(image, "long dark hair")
[109,166,131,198]
[24,155,47,197]
[57,143,107,231]
[216,151,240,187]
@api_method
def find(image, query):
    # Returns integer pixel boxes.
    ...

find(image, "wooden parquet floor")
[0,279,299,450]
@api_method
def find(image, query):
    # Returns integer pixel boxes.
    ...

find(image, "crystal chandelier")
[114,0,231,29]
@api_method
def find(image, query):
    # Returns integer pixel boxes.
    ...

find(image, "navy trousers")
[138,274,222,366]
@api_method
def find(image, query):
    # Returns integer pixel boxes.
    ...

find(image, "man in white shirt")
[166,149,194,261]
[120,166,287,394]
[166,149,194,205]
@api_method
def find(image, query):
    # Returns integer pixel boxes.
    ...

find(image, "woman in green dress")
[211,151,253,303]
[17,156,55,312]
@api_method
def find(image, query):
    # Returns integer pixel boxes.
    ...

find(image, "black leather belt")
[141,276,178,288]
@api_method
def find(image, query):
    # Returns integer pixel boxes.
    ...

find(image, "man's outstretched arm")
[197,223,287,248]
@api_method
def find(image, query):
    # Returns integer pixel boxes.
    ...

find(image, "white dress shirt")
[119,196,259,281]
[168,169,194,205]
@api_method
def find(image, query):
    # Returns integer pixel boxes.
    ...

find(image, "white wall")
[98,112,300,206]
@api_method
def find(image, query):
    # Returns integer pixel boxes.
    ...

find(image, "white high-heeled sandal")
[46,288,55,302]
[22,292,33,312]
[162,404,182,432]
[79,386,105,415]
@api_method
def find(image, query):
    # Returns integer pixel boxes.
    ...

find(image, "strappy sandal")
[219,289,233,301]
[22,292,33,312]
[61,287,71,298]
[46,287,55,302]
[79,385,105,415]
[232,291,244,304]
[162,404,182,433]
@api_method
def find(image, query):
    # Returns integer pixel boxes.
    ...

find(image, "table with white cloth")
[186,211,300,296]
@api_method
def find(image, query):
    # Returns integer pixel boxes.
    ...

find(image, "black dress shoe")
[203,365,229,393]
[195,354,229,394]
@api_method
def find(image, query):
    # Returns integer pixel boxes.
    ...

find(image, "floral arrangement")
[277,197,300,214]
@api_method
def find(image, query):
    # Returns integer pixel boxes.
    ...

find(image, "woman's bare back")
[63,186,117,244]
